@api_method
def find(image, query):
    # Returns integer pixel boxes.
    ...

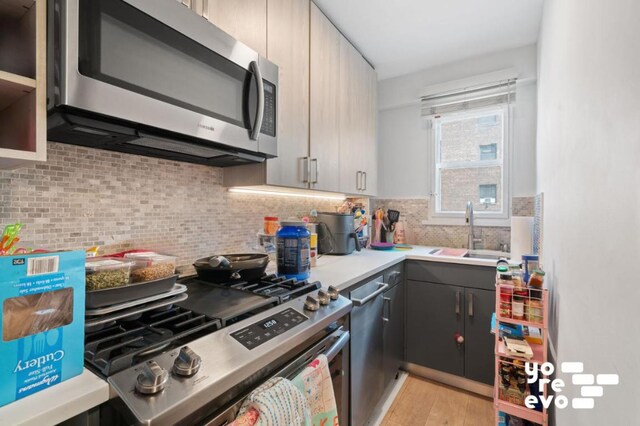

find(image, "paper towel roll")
[510,216,533,262]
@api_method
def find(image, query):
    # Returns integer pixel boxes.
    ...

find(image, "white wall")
[377,45,537,198]
[536,0,640,424]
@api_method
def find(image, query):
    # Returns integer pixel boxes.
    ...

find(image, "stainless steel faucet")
[465,201,483,250]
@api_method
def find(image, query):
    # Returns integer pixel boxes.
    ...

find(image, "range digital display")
[231,308,308,350]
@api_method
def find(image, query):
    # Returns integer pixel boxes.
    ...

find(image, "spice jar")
[512,289,527,320]
[500,362,513,388]
[511,270,525,289]
[263,216,279,235]
[498,271,513,286]
[526,298,544,323]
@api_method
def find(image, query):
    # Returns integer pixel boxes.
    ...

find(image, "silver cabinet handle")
[362,171,367,191]
[383,296,391,323]
[249,61,264,141]
[352,282,389,306]
[302,157,310,183]
[455,291,461,316]
[311,158,318,184]
[356,171,362,190]
[468,292,474,317]
[202,0,209,19]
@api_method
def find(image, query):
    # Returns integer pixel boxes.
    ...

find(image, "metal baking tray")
[85,274,179,309]
[85,293,188,329]
[85,284,187,316]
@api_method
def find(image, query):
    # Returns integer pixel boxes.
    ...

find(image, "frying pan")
[193,253,270,284]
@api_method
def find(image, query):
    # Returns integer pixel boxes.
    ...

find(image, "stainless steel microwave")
[48,0,278,166]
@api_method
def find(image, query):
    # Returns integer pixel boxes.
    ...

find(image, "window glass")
[434,108,506,214]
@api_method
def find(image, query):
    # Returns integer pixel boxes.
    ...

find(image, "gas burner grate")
[85,307,220,377]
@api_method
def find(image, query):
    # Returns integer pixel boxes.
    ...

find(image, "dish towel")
[292,354,340,426]
[230,377,311,426]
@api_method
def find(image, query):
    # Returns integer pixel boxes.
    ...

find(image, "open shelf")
[496,339,545,364]
[495,314,544,329]
[496,399,546,425]
[0,0,46,167]
[0,0,34,21]
[0,69,36,111]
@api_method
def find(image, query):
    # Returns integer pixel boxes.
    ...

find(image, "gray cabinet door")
[406,280,464,377]
[464,288,495,385]
[383,280,404,389]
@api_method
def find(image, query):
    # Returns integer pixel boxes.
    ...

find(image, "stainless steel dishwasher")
[349,275,388,426]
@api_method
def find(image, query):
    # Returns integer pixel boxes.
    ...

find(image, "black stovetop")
[84,274,321,378]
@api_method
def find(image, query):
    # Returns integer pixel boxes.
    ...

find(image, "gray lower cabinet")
[406,261,495,386]
[406,280,465,377]
[464,288,495,384]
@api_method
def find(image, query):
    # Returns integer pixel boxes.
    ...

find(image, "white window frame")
[426,104,512,226]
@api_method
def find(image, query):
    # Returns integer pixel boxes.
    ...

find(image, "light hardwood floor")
[381,375,494,426]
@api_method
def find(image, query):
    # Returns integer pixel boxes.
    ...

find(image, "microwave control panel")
[260,82,276,137]
[231,308,307,349]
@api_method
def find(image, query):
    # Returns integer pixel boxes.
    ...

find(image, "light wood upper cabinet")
[339,36,377,196]
[196,0,267,57]
[309,3,341,192]
[0,0,47,169]
[264,0,310,188]
[362,63,378,196]
[338,36,361,195]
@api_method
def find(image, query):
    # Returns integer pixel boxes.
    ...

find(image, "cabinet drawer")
[384,263,403,288]
[407,261,495,290]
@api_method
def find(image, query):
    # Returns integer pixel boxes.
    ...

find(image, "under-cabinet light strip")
[228,188,346,201]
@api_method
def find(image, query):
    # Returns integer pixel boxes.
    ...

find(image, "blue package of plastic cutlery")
[0,251,85,407]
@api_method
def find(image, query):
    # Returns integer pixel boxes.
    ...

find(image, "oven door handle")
[324,330,350,362]
[249,60,265,141]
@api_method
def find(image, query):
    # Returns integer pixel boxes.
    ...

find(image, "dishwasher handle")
[351,282,389,306]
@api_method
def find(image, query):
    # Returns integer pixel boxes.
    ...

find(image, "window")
[479,184,497,205]
[479,143,497,160]
[432,106,508,217]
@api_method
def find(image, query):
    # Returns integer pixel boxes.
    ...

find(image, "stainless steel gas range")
[82,275,352,425]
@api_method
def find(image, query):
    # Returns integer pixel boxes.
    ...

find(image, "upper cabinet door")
[264,0,310,188]
[309,3,341,192]
[202,0,267,57]
[361,64,378,196]
[338,36,362,195]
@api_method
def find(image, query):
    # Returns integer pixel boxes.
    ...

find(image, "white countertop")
[0,245,497,423]
[309,245,499,291]
[0,368,109,426]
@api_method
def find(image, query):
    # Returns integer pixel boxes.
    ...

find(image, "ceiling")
[313,0,544,80]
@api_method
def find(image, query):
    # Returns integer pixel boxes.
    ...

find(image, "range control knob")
[317,290,330,305]
[327,286,340,301]
[136,360,169,395]
[173,346,202,377]
[304,295,320,311]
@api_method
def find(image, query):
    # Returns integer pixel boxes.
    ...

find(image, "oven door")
[54,0,277,156]
[204,327,350,426]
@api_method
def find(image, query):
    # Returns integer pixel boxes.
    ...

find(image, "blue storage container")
[276,222,311,280]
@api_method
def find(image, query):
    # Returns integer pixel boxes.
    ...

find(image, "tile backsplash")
[0,143,343,266]
[370,196,535,250]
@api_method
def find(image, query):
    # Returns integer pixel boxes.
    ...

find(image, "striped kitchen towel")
[292,355,339,426]
[230,377,311,426]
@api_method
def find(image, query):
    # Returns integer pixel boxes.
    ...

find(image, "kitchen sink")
[463,249,509,260]
[431,248,509,260]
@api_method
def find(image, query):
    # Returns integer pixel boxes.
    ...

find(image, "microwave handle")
[249,61,265,141]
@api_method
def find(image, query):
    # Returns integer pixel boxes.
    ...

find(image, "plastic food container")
[276,221,311,280]
[263,216,280,235]
[125,252,177,283]
[86,257,134,291]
